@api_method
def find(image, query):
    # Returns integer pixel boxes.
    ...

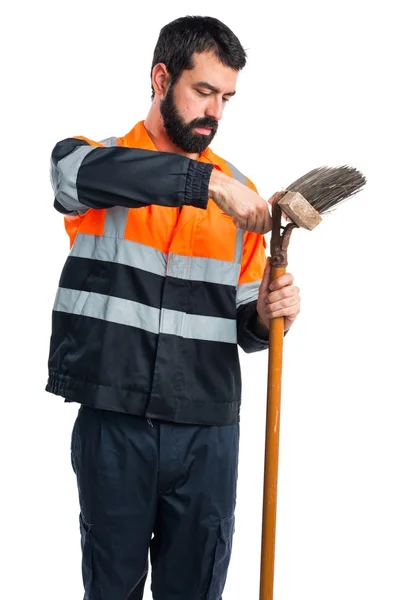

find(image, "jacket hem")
[45,373,240,426]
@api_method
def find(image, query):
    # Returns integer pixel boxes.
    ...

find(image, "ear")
[152,63,170,98]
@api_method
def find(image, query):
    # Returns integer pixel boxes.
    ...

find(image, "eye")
[222,97,230,103]
[197,90,211,97]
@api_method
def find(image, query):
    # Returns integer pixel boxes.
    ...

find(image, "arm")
[236,235,299,352]
[236,181,301,352]
[51,137,213,215]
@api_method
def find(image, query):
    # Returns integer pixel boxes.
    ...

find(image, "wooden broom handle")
[259,265,286,600]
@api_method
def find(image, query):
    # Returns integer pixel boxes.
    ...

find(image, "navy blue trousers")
[71,405,239,600]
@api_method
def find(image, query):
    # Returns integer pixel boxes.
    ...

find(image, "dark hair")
[150,15,247,98]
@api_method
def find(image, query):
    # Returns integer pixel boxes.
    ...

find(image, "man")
[47,15,300,600]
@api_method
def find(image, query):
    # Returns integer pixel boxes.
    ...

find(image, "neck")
[144,102,200,160]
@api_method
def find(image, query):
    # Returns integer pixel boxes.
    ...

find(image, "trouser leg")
[150,421,239,600]
[71,406,158,600]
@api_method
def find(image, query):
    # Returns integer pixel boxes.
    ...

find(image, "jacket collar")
[121,120,216,165]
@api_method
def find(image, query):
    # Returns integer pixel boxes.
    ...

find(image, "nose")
[205,96,224,122]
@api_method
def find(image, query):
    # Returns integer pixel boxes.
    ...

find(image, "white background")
[2,1,399,599]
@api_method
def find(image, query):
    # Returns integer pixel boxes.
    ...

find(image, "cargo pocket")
[207,515,235,600]
[79,513,95,597]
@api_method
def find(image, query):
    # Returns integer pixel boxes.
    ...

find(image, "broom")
[259,165,367,600]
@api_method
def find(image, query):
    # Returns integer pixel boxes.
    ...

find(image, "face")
[160,52,238,154]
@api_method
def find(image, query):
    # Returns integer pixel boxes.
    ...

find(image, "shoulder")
[99,136,120,147]
[67,135,120,148]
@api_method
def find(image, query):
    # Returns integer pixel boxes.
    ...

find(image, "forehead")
[183,51,238,91]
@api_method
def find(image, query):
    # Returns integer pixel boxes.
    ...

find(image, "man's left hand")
[256,258,301,332]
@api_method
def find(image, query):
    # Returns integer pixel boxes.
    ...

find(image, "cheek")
[176,90,203,122]
[181,102,201,123]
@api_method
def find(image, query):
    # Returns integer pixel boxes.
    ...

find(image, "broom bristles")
[286,165,366,214]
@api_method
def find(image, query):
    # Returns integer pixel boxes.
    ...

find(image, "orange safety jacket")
[46,121,268,425]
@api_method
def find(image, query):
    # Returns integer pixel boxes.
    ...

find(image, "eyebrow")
[194,81,236,97]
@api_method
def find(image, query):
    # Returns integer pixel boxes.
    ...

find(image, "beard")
[160,85,218,154]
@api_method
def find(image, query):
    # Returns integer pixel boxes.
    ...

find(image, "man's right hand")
[208,168,272,234]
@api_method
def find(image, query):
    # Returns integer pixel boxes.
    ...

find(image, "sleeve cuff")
[185,160,213,209]
[237,302,269,353]
[247,310,270,342]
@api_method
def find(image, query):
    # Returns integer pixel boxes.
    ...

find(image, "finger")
[263,206,272,233]
[265,294,300,313]
[246,212,256,233]
[264,303,301,320]
[267,285,300,303]
[253,202,271,233]
[234,215,247,230]
[254,213,265,234]
[269,272,295,291]
[251,208,263,233]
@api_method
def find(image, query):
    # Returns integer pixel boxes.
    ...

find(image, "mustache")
[190,117,218,133]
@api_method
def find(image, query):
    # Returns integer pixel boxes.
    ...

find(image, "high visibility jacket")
[46,121,268,425]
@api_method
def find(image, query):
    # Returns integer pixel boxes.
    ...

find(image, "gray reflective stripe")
[100,136,118,147]
[226,162,245,264]
[160,309,236,344]
[54,146,97,214]
[103,206,129,237]
[167,253,240,286]
[236,280,261,308]
[54,288,160,334]
[99,136,126,236]
[225,160,248,186]
[71,234,167,276]
[99,137,127,236]
[226,161,264,306]
[234,228,244,264]
[54,288,237,343]
[71,235,242,286]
